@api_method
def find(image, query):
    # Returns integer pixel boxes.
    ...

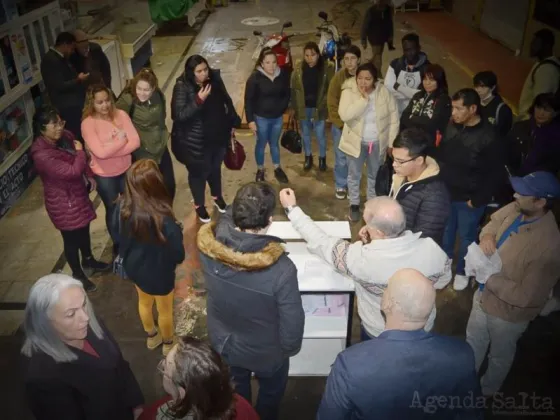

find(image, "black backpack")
[531,58,560,102]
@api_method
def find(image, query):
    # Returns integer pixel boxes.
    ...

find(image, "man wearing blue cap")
[465,171,560,397]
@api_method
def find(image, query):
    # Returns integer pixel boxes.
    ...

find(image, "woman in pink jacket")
[81,84,140,254]
[31,106,110,292]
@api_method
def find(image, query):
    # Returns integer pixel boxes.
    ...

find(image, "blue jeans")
[230,359,290,420]
[442,201,486,275]
[94,173,125,242]
[300,108,327,157]
[254,115,283,167]
[331,125,348,189]
[347,143,380,206]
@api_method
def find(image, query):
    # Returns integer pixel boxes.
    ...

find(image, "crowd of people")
[17,10,560,420]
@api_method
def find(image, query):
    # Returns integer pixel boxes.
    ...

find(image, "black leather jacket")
[170,69,240,167]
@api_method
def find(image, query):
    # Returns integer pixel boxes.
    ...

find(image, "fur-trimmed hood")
[197,219,286,272]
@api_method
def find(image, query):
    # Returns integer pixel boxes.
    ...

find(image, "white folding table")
[269,221,356,376]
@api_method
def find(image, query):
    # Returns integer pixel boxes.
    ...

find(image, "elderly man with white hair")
[22,274,144,420]
[317,269,482,419]
[279,189,451,340]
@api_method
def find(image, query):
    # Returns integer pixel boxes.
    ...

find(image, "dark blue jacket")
[317,329,483,420]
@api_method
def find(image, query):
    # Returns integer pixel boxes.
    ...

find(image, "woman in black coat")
[23,273,144,420]
[171,55,241,223]
[400,63,451,149]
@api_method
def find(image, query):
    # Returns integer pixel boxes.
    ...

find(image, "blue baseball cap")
[510,171,560,199]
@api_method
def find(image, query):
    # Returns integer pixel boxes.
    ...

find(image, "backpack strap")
[531,59,560,84]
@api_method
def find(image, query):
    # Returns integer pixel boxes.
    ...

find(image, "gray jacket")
[197,210,304,374]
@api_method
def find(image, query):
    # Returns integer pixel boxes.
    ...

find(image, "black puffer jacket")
[389,158,451,245]
[437,120,503,208]
[170,69,240,168]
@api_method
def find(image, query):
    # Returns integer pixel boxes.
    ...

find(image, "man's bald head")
[73,30,90,42]
[363,197,406,239]
[381,268,436,328]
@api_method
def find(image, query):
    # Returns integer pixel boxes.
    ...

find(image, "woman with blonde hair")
[82,84,140,254]
[114,159,185,356]
[116,68,176,200]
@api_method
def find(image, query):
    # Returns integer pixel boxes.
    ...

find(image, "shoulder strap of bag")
[495,102,505,127]
[531,59,560,84]
[129,101,136,121]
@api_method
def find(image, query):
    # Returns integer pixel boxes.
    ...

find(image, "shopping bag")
[224,133,246,170]
[281,115,302,154]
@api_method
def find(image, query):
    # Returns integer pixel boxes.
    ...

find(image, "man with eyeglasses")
[389,128,450,247]
[70,30,112,90]
[327,45,361,200]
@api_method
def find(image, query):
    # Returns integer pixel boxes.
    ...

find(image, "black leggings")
[95,173,125,242]
[60,224,92,278]
[187,147,226,207]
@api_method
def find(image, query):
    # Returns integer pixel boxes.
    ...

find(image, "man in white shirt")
[279,190,451,340]
[384,33,430,115]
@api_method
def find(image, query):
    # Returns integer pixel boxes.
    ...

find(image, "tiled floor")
[3,2,560,419]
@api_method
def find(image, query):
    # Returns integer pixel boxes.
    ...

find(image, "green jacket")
[115,90,169,163]
[290,60,334,121]
[327,68,354,129]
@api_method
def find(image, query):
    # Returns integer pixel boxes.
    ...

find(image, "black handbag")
[280,115,302,154]
[375,155,394,196]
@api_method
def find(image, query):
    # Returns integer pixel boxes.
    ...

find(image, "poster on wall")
[1,34,20,89]
[0,148,36,218]
[10,31,33,84]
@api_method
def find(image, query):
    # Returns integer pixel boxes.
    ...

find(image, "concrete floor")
[1,0,560,419]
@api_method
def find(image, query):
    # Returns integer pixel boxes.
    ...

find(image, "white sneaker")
[453,274,470,291]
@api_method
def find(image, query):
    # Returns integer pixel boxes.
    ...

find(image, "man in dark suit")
[40,32,89,141]
[71,29,112,90]
[317,269,483,420]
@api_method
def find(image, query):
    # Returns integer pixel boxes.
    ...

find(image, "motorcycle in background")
[316,11,351,71]
[252,21,294,72]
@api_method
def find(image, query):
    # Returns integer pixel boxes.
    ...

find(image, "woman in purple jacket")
[31,106,110,292]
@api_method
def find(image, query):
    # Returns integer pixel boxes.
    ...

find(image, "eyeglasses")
[49,120,66,128]
[393,156,417,165]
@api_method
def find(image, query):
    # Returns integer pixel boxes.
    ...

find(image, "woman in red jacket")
[140,336,259,420]
[31,106,110,292]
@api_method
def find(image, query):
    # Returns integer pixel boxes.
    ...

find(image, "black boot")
[274,167,289,184]
[82,256,111,274]
[303,155,313,171]
[256,169,265,182]
[319,157,327,172]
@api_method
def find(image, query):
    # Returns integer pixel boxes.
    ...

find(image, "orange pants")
[135,286,174,341]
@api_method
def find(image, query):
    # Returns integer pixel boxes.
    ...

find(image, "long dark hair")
[356,62,378,83]
[184,54,212,88]
[33,106,60,138]
[119,159,174,243]
[168,337,237,420]
[303,41,324,69]
[423,63,448,94]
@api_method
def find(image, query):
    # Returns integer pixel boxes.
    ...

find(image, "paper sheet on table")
[301,294,348,316]
[465,243,502,284]
[303,260,333,280]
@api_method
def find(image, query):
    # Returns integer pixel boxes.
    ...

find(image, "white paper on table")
[303,260,333,280]
[301,294,348,316]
